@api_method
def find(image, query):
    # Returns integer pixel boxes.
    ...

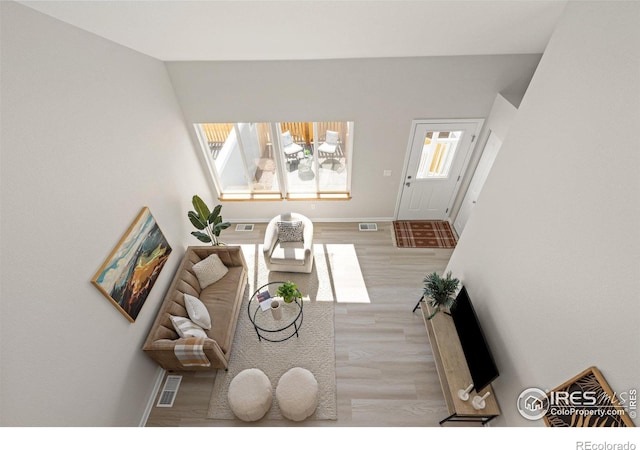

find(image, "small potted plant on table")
[277,282,302,304]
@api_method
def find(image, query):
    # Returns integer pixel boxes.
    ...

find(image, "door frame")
[394,118,484,221]
[453,130,503,236]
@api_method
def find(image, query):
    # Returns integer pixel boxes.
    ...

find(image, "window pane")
[239,123,280,193]
[197,122,280,195]
[317,121,350,192]
[416,131,463,179]
[200,123,234,161]
[280,122,316,195]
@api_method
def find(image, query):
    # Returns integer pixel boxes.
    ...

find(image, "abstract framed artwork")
[92,207,172,322]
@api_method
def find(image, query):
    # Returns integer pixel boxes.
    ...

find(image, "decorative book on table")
[257,291,272,311]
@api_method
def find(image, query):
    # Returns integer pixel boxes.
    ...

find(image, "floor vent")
[156,375,182,408]
[359,223,378,232]
[235,224,254,232]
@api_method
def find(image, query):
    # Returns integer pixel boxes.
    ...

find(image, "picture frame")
[91,207,172,322]
[544,366,635,427]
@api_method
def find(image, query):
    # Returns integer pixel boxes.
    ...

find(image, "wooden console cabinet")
[420,300,500,425]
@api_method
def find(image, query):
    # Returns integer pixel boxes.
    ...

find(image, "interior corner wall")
[0,2,210,426]
[165,53,541,222]
[445,1,640,426]
[449,92,519,223]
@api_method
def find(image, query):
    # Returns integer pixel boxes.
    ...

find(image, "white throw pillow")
[192,253,228,289]
[184,293,212,330]
[169,315,207,338]
[278,220,304,242]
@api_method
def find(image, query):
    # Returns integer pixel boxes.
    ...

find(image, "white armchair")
[318,130,340,157]
[263,213,314,273]
[281,131,304,162]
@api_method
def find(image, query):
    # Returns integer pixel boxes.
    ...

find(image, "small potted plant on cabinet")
[423,271,460,320]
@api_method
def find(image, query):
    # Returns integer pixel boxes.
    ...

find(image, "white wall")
[450,92,519,225]
[446,1,640,426]
[0,3,210,425]
[166,54,541,222]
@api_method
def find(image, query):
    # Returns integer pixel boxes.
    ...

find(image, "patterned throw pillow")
[192,254,228,289]
[170,315,207,338]
[184,293,212,330]
[277,220,304,242]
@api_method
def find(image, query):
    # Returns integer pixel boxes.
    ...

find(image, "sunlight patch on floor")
[324,244,370,303]
[233,242,370,303]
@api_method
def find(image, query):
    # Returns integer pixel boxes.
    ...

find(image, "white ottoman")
[227,368,272,421]
[276,367,318,421]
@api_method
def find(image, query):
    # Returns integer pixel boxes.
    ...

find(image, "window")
[195,121,353,200]
[415,131,462,179]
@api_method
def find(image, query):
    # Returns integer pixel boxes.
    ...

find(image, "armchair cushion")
[277,220,304,242]
[318,130,339,154]
[281,130,293,146]
[270,241,307,265]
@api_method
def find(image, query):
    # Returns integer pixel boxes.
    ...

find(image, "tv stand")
[418,299,500,425]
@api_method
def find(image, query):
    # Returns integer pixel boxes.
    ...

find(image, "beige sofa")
[143,246,247,371]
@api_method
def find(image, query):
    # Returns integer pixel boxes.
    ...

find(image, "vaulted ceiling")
[18,1,567,61]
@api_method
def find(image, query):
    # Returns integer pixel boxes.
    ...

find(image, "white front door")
[454,131,503,235]
[397,119,484,220]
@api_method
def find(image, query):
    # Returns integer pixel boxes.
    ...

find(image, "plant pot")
[271,300,282,320]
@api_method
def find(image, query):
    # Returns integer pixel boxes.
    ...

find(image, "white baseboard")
[139,367,166,427]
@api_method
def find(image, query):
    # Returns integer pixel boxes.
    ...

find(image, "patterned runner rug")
[392,220,457,248]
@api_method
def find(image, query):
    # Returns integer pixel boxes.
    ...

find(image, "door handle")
[405,182,411,187]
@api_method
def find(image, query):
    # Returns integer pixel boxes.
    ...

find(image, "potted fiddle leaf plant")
[423,271,459,320]
[277,281,302,304]
[187,195,231,246]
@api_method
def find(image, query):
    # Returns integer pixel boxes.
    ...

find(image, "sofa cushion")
[170,315,207,338]
[199,266,245,353]
[184,293,212,330]
[192,253,228,289]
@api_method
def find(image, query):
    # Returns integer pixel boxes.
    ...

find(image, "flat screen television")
[450,286,499,393]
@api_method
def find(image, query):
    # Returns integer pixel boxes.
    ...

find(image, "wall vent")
[156,375,182,408]
[359,223,378,232]
[235,224,254,232]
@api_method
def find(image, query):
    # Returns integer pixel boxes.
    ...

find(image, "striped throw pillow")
[170,315,207,338]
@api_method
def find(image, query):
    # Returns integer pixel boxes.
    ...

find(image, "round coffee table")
[247,281,303,342]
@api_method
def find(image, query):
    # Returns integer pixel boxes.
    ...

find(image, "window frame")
[194,121,354,201]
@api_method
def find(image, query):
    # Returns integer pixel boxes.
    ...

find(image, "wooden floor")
[145,222,455,427]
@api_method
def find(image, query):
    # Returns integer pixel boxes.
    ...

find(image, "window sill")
[286,193,351,201]
[219,193,284,201]
[218,193,352,201]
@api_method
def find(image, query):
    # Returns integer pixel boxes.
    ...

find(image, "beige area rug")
[207,245,337,421]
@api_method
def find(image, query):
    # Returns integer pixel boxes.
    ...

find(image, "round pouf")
[227,368,272,422]
[276,367,319,421]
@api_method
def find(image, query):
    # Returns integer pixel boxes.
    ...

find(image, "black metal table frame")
[439,413,498,426]
[248,281,303,342]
